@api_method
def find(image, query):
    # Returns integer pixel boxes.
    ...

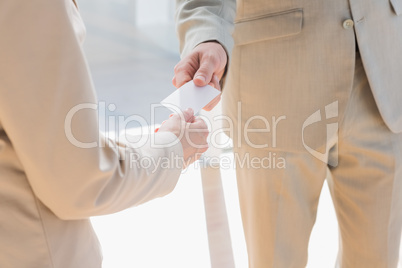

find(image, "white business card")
[161,80,221,114]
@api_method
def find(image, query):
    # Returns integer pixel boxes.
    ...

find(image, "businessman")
[174,0,402,267]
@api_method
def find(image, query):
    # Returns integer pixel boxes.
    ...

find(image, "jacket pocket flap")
[234,9,303,46]
[391,0,402,15]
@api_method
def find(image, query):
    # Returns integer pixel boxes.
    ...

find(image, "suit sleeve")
[0,0,183,220]
[175,0,237,59]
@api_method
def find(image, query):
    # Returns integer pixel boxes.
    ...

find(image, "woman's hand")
[158,108,209,168]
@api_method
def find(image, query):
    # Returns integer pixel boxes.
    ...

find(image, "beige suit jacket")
[176,0,402,152]
[0,0,183,267]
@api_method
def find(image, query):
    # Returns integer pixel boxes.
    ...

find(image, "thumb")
[193,58,216,87]
[182,108,195,123]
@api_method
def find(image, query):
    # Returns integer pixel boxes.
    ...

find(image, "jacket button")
[343,19,354,29]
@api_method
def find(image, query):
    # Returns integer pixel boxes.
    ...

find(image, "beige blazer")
[176,0,402,152]
[0,0,183,267]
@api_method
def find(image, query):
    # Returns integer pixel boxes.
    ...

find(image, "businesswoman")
[0,0,208,266]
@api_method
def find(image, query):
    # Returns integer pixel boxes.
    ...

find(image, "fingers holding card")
[161,80,221,115]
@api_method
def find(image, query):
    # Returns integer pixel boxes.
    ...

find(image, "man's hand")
[158,108,209,169]
[172,42,227,111]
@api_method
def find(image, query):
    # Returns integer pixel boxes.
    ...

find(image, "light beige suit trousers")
[176,0,402,267]
[234,54,402,267]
